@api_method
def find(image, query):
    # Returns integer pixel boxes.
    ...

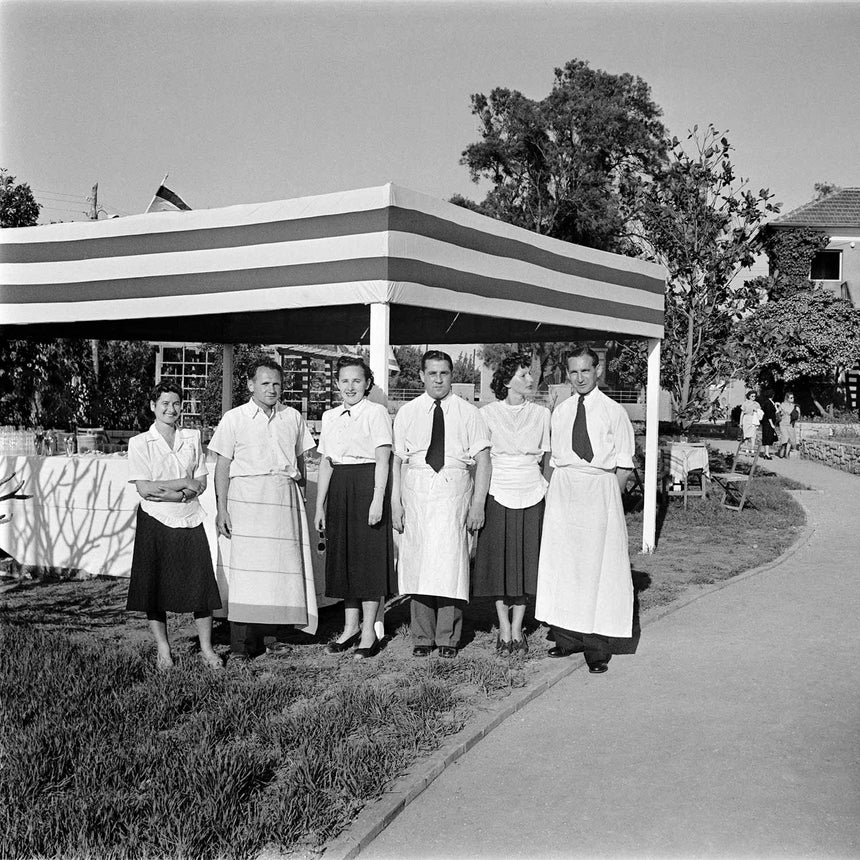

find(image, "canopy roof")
[0,183,664,343]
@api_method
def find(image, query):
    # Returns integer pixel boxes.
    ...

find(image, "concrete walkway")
[362,452,860,859]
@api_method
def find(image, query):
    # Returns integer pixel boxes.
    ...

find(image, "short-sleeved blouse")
[482,399,551,509]
[317,398,393,464]
[127,425,208,528]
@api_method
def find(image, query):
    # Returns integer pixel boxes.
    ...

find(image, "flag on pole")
[388,345,400,374]
[145,184,191,213]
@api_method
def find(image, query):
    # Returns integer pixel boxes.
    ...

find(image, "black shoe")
[511,633,529,655]
[325,632,360,655]
[588,661,609,674]
[437,646,458,659]
[496,635,511,655]
[548,645,575,658]
[413,645,432,658]
[353,637,381,660]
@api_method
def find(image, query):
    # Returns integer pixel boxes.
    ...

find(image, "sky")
[2,0,859,227]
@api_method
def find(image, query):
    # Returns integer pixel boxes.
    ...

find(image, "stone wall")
[796,421,860,441]
[799,437,860,475]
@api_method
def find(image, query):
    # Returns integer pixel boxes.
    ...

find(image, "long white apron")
[398,466,472,601]
[535,465,632,637]
[216,473,318,635]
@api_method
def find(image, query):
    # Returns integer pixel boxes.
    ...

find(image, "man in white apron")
[535,347,635,674]
[392,351,490,658]
[210,358,318,660]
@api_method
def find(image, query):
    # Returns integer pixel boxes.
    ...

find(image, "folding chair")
[710,438,761,512]
[661,446,708,510]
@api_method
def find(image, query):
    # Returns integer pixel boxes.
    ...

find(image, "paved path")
[363,452,860,859]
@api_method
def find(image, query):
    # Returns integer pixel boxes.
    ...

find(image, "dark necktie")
[426,399,445,472]
[572,394,594,462]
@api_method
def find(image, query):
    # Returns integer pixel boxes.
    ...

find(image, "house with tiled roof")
[769,187,860,307]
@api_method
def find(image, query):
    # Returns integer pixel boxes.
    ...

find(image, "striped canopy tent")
[0,183,665,550]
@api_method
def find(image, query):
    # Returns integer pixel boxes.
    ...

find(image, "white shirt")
[549,387,635,471]
[482,399,551,509]
[208,399,315,479]
[394,392,490,469]
[127,425,207,528]
[317,397,393,464]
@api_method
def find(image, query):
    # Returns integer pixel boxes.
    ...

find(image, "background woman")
[473,353,551,654]
[126,381,222,670]
[759,387,778,459]
[777,392,799,458]
[315,357,395,659]
[740,390,763,443]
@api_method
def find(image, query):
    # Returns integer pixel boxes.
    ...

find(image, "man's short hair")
[149,379,184,403]
[335,355,374,394]
[246,357,283,381]
[421,350,453,371]
[491,352,531,401]
[567,345,600,369]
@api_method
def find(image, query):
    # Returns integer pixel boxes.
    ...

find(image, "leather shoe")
[547,645,575,658]
[511,633,529,655]
[437,646,458,659]
[353,637,381,660]
[588,661,609,674]
[412,645,432,658]
[496,635,511,655]
[325,631,360,655]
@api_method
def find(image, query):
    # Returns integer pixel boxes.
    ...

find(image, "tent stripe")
[0,257,662,326]
[0,208,662,295]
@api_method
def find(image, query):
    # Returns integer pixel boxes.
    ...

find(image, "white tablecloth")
[0,456,332,606]
[665,443,710,484]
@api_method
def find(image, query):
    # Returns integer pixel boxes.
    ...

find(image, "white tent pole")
[369,302,390,396]
[642,336,661,553]
[221,344,234,417]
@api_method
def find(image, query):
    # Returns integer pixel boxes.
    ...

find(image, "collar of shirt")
[146,422,187,455]
[420,391,454,414]
[241,398,286,422]
[335,397,369,418]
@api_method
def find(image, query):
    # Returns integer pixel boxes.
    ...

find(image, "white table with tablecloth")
[0,454,335,609]
[664,442,710,486]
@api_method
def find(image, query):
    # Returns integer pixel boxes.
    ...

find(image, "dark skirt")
[472,494,544,598]
[126,507,221,614]
[325,463,396,600]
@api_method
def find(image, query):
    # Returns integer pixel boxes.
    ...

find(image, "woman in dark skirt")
[315,357,395,659]
[127,380,222,670]
[759,387,778,459]
[474,354,551,654]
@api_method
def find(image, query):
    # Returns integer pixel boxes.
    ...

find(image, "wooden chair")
[710,438,761,512]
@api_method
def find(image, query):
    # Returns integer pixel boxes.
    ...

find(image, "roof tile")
[772,187,860,228]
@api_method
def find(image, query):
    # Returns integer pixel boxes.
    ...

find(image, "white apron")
[398,466,472,601]
[216,473,318,635]
[535,465,632,637]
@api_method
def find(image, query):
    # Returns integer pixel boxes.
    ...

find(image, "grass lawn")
[0,467,807,860]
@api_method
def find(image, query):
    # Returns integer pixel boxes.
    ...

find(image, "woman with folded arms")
[473,353,551,654]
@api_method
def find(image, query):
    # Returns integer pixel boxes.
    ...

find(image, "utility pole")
[88,182,100,381]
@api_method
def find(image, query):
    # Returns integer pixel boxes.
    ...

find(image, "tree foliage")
[612,126,780,426]
[455,58,667,253]
[452,351,480,386]
[1,169,41,228]
[89,342,156,430]
[391,346,424,390]
[732,287,860,390]
[752,225,830,301]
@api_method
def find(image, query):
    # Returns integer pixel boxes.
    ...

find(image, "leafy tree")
[391,346,424,390]
[612,126,780,426]
[1,169,41,228]
[200,344,274,425]
[452,351,480,386]
[813,181,841,201]
[454,58,667,254]
[89,342,156,429]
[0,340,93,427]
[731,287,860,413]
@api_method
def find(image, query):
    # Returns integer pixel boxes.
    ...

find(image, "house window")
[810,250,842,281]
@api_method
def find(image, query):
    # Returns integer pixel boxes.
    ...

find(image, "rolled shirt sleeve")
[126,434,152,482]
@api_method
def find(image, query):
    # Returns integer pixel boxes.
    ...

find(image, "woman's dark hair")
[491,352,531,400]
[567,345,600,368]
[149,379,184,403]
[421,349,453,371]
[246,358,283,381]
[762,387,775,400]
[335,355,374,395]
[745,390,757,400]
